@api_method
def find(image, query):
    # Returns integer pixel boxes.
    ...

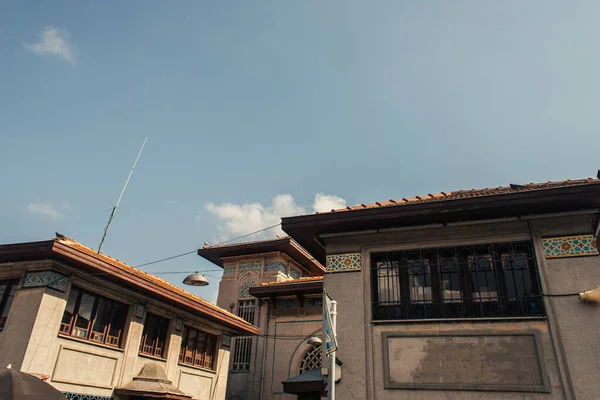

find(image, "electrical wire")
[542,292,580,297]
[134,223,282,268]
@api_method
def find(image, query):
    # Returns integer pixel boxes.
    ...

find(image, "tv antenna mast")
[98,137,147,253]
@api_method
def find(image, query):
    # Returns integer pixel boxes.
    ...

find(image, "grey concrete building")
[281,178,600,400]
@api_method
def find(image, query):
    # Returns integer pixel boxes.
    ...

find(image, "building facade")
[0,234,258,400]
[282,178,600,400]
[197,238,326,400]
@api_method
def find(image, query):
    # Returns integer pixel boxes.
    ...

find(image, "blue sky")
[1,1,599,302]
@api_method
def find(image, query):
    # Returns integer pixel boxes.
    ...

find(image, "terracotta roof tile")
[53,235,251,327]
[326,178,600,214]
[260,276,324,286]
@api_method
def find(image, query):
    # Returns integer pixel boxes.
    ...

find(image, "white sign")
[323,289,337,355]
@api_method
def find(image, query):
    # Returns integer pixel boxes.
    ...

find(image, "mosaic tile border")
[223,265,236,277]
[306,297,323,309]
[542,235,599,259]
[265,261,287,274]
[23,270,69,292]
[239,261,261,275]
[278,298,299,309]
[64,393,112,400]
[326,253,362,273]
[289,266,302,279]
[222,334,232,347]
[239,276,256,298]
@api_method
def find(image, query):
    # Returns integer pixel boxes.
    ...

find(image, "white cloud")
[26,202,69,220]
[203,193,346,242]
[24,27,75,63]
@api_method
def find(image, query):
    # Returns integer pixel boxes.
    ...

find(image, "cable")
[134,223,282,268]
[542,292,580,297]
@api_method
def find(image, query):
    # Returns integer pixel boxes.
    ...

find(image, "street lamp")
[307,336,322,346]
[182,272,209,286]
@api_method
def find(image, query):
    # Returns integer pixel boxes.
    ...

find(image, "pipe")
[258,300,270,400]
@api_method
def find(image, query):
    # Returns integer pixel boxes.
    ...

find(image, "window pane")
[503,253,533,299]
[61,287,80,326]
[141,313,169,357]
[108,302,128,345]
[407,259,432,302]
[440,258,462,303]
[0,280,18,329]
[75,293,95,328]
[469,255,498,300]
[91,297,112,342]
[377,261,401,304]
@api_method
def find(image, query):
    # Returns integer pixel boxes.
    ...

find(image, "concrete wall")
[321,213,600,400]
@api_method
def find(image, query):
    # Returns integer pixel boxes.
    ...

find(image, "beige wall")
[0,262,235,400]
[321,212,600,400]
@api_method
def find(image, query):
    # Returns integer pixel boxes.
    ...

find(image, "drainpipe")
[258,300,270,400]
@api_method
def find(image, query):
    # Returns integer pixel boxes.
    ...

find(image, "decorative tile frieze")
[278,298,299,309]
[222,334,232,347]
[289,266,302,279]
[223,264,236,277]
[239,261,261,275]
[64,393,112,400]
[175,318,183,331]
[326,253,362,273]
[239,276,256,298]
[306,297,323,309]
[135,303,146,319]
[23,270,69,292]
[265,261,287,274]
[543,235,599,258]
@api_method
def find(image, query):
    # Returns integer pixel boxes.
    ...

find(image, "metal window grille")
[371,241,545,320]
[232,300,256,372]
[299,344,322,374]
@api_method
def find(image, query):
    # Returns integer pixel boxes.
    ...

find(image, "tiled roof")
[260,276,323,286]
[320,178,600,214]
[53,234,252,328]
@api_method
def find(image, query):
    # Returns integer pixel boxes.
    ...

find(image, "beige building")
[197,237,326,400]
[0,234,258,400]
[282,177,600,400]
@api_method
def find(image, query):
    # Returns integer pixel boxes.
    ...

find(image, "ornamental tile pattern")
[23,271,69,292]
[223,265,236,277]
[239,276,256,298]
[64,393,112,400]
[289,266,302,279]
[306,297,323,309]
[326,253,362,273]
[222,334,232,347]
[543,235,599,258]
[265,261,287,274]
[278,298,298,308]
[239,261,261,275]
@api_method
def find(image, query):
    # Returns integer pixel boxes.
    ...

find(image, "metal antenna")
[98,137,147,253]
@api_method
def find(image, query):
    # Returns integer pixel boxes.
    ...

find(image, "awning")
[281,368,326,394]
[114,363,191,399]
[0,368,67,400]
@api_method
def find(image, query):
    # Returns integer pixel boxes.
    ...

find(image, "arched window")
[299,344,322,374]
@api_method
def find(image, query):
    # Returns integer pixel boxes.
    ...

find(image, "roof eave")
[249,281,323,298]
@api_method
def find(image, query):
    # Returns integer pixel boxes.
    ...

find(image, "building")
[0,234,259,400]
[281,177,600,400]
[197,237,326,400]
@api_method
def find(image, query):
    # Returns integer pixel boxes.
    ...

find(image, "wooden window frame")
[139,312,170,359]
[59,286,128,347]
[0,279,19,331]
[178,325,218,370]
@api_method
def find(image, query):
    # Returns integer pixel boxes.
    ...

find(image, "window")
[371,241,544,320]
[139,313,169,358]
[299,344,322,374]
[0,279,19,331]
[60,286,129,347]
[232,300,255,372]
[179,326,218,370]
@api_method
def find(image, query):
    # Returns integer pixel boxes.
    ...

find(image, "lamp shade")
[183,272,209,287]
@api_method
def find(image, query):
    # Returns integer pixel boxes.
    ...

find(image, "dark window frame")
[59,286,129,348]
[178,325,218,370]
[0,279,20,331]
[232,299,256,373]
[371,241,545,320]
[139,312,170,358]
